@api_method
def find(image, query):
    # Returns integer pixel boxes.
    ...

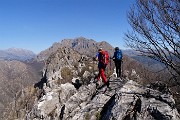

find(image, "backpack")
[99,50,109,65]
[115,50,122,60]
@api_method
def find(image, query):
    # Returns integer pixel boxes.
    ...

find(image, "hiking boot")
[108,87,112,91]
[103,86,112,93]
[96,82,99,86]
[93,79,98,83]
[96,80,101,88]
[106,81,110,88]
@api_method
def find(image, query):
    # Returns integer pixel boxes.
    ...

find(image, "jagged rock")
[8,42,179,120]
[109,80,180,120]
[44,47,82,80]
[3,39,180,120]
[41,47,93,88]
[25,78,180,120]
[83,71,91,79]
[27,83,77,119]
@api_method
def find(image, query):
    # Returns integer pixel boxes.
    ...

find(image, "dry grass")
[61,67,73,83]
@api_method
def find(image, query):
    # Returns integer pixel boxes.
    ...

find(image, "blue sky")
[0,0,134,54]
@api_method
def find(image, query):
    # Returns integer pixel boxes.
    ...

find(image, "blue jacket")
[113,50,122,61]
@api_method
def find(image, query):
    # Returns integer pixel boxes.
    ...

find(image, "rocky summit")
[4,46,180,120]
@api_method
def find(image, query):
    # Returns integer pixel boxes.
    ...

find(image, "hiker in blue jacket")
[112,47,123,78]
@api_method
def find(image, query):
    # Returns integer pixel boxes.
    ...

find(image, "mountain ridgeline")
[0,48,36,61]
[37,37,114,61]
[37,37,164,71]
[1,37,180,119]
[2,42,180,120]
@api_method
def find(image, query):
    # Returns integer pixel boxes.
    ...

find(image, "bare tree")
[125,0,180,83]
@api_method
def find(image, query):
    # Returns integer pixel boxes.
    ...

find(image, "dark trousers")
[115,60,122,77]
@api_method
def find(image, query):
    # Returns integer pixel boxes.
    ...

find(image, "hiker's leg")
[100,68,107,84]
[115,61,120,77]
[116,67,119,77]
[117,66,120,77]
[115,62,119,77]
[119,61,122,77]
[97,68,101,81]
[97,63,102,81]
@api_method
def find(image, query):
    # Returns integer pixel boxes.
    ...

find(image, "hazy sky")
[0,0,134,54]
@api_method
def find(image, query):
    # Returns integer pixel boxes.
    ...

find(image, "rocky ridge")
[9,47,180,120]
[26,78,180,120]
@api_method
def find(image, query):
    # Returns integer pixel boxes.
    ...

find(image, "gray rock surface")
[5,44,179,120]
[25,77,180,120]
[25,46,180,120]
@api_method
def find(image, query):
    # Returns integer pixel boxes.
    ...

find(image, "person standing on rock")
[112,47,123,78]
[95,48,110,88]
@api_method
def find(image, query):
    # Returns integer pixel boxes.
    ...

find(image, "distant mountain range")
[122,49,165,70]
[0,48,36,61]
[0,39,164,70]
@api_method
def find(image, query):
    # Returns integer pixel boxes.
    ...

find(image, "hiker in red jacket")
[95,48,109,87]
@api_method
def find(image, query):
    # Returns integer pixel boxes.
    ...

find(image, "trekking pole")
[93,48,95,76]
[93,57,94,75]
[110,57,111,73]
[121,59,123,78]
[106,62,108,76]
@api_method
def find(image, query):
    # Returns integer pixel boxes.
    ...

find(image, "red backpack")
[99,50,109,66]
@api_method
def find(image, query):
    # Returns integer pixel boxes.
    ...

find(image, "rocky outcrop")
[24,46,180,120]
[4,43,179,120]
[25,77,180,120]
[34,47,93,89]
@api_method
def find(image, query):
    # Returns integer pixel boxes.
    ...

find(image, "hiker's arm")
[95,56,98,61]
[110,56,114,59]
[112,53,115,61]
[95,53,99,61]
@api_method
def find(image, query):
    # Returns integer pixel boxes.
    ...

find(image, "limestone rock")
[25,78,180,120]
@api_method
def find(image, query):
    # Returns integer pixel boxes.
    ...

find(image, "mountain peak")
[7,47,26,51]
[37,37,114,61]
[0,48,36,61]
